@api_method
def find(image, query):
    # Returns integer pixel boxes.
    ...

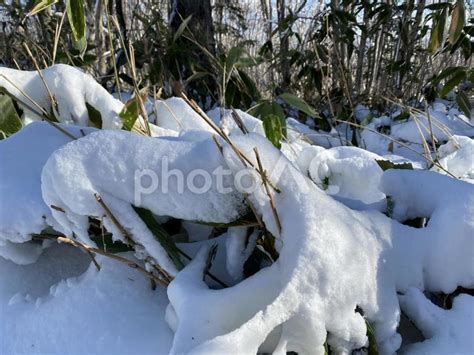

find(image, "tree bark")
[169,0,216,57]
[277,0,291,91]
[355,5,370,95]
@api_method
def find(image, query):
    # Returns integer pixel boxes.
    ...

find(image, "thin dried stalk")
[180,93,280,192]
[253,148,282,234]
[336,119,456,178]
[231,108,249,134]
[94,193,173,283]
[23,43,58,115]
[34,234,168,287]
[0,77,77,140]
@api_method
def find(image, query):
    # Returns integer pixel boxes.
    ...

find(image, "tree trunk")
[169,0,216,57]
[277,0,291,91]
[355,5,370,96]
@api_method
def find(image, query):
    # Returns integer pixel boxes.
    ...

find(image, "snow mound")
[41,129,246,274]
[306,146,385,206]
[390,110,474,145]
[399,288,474,354]
[0,64,124,128]
[434,135,474,181]
[155,97,212,132]
[0,246,173,354]
[166,134,474,354]
[0,122,94,248]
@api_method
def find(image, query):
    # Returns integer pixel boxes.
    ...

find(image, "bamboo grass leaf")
[448,0,465,45]
[263,114,284,149]
[456,92,471,119]
[278,92,317,117]
[376,160,413,171]
[428,8,447,53]
[132,206,184,269]
[0,94,22,138]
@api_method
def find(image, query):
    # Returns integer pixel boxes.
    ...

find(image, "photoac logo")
[133,154,314,205]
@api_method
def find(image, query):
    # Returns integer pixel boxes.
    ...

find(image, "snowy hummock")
[0,244,173,353]
[154,97,213,132]
[399,288,474,354]
[41,129,246,274]
[0,64,124,128]
[434,135,474,181]
[0,122,94,256]
[165,134,474,354]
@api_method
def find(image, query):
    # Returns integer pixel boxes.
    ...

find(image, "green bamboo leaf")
[85,102,102,129]
[279,92,317,117]
[263,114,283,149]
[72,35,87,57]
[0,94,22,138]
[366,320,379,355]
[90,234,132,253]
[173,15,192,42]
[132,206,184,269]
[225,46,246,78]
[448,0,465,45]
[393,111,410,122]
[456,91,471,119]
[119,89,147,131]
[66,0,86,42]
[26,0,58,16]
[428,8,447,53]
[376,160,413,171]
[431,66,465,85]
[440,70,466,96]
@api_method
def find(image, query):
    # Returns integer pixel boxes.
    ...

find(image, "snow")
[155,97,212,132]
[390,109,474,144]
[0,122,94,252]
[1,65,473,354]
[41,129,246,274]
[0,64,124,128]
[399,288,474,354]
[305,146,385,206]
[207,107,265,136]
[434,135,474,181]
[166,134,474,354]
[0,244,173,354]
[225,227,258,281]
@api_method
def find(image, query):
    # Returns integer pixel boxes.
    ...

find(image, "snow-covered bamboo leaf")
[456,92,471,119]
[448,0,465,45]
[279,92,317,117]
[0,94,22,138]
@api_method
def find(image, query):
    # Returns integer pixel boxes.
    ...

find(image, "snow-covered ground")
[0,65,473,354]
